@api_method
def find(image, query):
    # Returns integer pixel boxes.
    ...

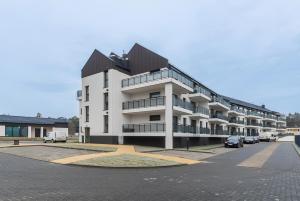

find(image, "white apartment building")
[77,43,286,149]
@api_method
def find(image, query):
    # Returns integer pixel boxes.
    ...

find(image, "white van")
[43,131,67,143]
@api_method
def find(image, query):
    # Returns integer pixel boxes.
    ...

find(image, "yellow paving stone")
[238,143,279,168]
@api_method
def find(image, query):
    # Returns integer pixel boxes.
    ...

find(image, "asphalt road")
[0,142,299,201]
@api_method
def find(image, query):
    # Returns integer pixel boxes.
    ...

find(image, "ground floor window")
[5,125,28,137]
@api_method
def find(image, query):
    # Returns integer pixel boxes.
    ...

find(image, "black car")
[224,136,244,148]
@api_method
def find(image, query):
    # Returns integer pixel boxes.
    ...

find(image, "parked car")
[224,136,244,148]
[43,131,67,143]
[253,136,260,143]
[244,136,255,144]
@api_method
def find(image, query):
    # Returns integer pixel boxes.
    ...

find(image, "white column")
[165,83,173,149]
[40,127,44,138]
[118,136,124,145]
[28,126,32,138]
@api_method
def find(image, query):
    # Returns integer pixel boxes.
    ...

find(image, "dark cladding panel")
[127,43,169,75]
[81,50,129,78]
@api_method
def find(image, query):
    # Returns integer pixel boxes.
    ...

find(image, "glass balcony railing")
[247,122,263,127]
[122,123,165,133]
[264,114,277,120]
[230,106,246,114]
[193,86,212,98]
[247,111,263,117]
[263,124,276,128]
[173,96,193,111]
[210,114,228,121]
[121,69,194,89]
[76,90,82,99]
[123,96,165,110]
[210,96,231,108]
[173,124,210,134]
[229,119,245,125]
[193,106,210,116]
[229,131,244,136]
[211,129,229,135]
[278,117,286,121]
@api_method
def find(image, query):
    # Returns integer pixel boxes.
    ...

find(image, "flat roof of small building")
[0,115,68,126]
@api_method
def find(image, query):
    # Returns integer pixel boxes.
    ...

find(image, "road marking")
[238,143,279,168]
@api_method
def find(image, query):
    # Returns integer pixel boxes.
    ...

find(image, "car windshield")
[227,136,238,140]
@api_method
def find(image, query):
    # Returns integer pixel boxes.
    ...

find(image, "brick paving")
[0,142,299,201]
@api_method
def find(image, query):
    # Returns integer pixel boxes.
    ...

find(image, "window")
[104,93,108,110]
[104,115,108,133]
[104,71,108,88]
[80,108,82,115]
[85,106,89,122]
[85,86,89,101]
[5,125,28,137]
[150,92,160,98]
[183,118,186,126]
[150,115,160,121]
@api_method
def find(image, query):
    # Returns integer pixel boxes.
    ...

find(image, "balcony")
[246,111,263,119]
[246,121,262,128]
[263,114,277,122]
[188,86,212,102]
[209,114,229,124]
[76,90,82,101]
[211,129,229,136]
[208,97,230,111]
[122,123,165,136]
[263,124,277,129]
[277,116,286,122]
[122,96,165,114]
[228,106,246,116]
[228,119,245,126]
[173,96,193,115]
[173,124,210,135]
[229,131,244,136]
[121,69,193,94]
[190,106,210,119]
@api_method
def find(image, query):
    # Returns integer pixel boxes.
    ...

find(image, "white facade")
[77,67,286,149]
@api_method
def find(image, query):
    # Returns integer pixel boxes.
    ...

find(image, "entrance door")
[191,120,196,133]
[35,128,41,138]
[85,127,90,143]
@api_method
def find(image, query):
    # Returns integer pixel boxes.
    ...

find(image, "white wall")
[0,125,5,136]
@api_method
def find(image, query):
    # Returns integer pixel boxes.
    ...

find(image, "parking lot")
[0,142,299,201]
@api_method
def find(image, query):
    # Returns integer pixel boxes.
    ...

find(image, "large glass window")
[104,71,108,88]
[85,106,89,122]
[5,125,28,137]
[104,115,108,133]
[85,86,89,102]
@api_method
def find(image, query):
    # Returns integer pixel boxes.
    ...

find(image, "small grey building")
[0,115,68,138]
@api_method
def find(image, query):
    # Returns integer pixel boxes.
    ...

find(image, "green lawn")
[73,154,181,167]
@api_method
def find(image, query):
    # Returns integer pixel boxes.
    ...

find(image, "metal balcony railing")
[121,69,194,89]
[210,96,231,108]
[122,123,165,133]
[193,86,212,98]
[193,106,210,116]
[122,96,165,110]
[210,114,228,121]
[173,96,193,111]
[229,119,245,125]
[173,124,210,134]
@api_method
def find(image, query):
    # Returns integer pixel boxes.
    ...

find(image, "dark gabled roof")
[81,49,130,78]
[0,115,68,126]
[221,95,275,113]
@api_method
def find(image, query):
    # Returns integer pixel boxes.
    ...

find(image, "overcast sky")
[0,0,299,118]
